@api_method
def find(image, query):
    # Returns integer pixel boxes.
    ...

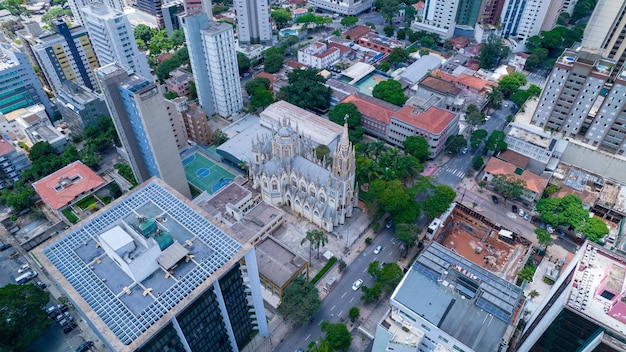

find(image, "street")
[275,228,400,352]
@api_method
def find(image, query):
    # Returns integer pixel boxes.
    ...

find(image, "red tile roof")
[413,1,424,10]
[420,77,461,95]
[497,150,529,169]
[342,25,373,40]
[284,60,306,70]
[341,94,398,124]
[484,158,549,194]
[315,48,339,59]
[33,161,106,210]
[254,71,277,84]
[433,69,496,92]
[0,137,15,156]
[327,42,352,55]
[392,106,457,134]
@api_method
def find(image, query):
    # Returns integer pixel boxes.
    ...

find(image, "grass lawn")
[62,208,79,224]
[75,195,97,211]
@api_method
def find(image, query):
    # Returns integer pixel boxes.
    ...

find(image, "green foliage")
[581,218,609,242]
[328,103,364,143]
[245,77,271,96]
[237,53,251,75]
[396,28,406,40]
[295,13,332,27]
[535,228,551,247]
[279,68,331,111]
[271,10,292,29]
[379,61,391,72]
[395,223,420,248]
[369,179,420,223]
[320,322,352,351]
[75,195,97,211]
[0,284,52,351]
[479,34,509,70]
[492,174,526,202]
[486,88,503,109]
[472,155,484,170]
[422,185,456,219]
[0,0,27,15]
[536,194,589,232]
[383,25,395,37]
[387,47,409,64]
[470,129,488,149]
[211,129,228,146]
[510,90,531,108]
[134,24,154,43]
[278,277,321,325]
[165,91,179,99]
[42,7,73,27]
[301,229,329,262]
[175,47,189,64]
[0,181,35,213]
[341,16,358,27]
[156,56,182,82]
[465,104,484,128]
[114,163,138,187]
[315,145,331,161]
[263,47,286,73]
[572,0,598,22]
[527,84,542,97]
[445,135,466,154]
[62,208,79,223]
[403,136,429,163]
[307,338,333,352]
[519,265,537,283]
[348,306,360,322]
[170,29,185,46]
[212,4,228,15]
[250,88,274,110]
[372,79,407,106]
[543,184,561,198]
[310,257,337,284]
[499,72,528,97]
[485,130,507,153]
[188,81,197,100]
[362,262,403,304]
[380,0,401,23]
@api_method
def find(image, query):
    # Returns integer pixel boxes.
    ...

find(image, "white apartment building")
[412,0,459,39]
[234,0,272,45]
[297,42,340,69]
[68,0,125,26]
[308,0,373,16]
[82,2,152,80]
[501,0,553,51]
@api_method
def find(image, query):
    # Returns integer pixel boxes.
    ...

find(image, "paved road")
[275,229,400,352]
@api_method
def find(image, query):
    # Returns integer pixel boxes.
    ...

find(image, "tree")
[245,77,271,96]
[492,174,526,203]
[535,228,551,247]
[445,135,466,154]
[315,145,331,161]
[348,306,360,322]
[464,104,484,129]
[170,29,185,46]
[211,129,228,146]
[510,90,531,108]
[263,47,286,73]
[380,0,401,23]
[279,68,332,111]
[486,88,503,109]
[372,79,407,106]
[422,185,456,219]
[527,84,542,97]
[518,265,536,283]
[328,103,363,143]
[379,61,391,72]
[535,195,604,240]
[271,9,292,30]
[479,34,509,69]
[156,56,181,82]
[378,262,403,292]
[320,322,352,351]
[387,47,409,64]
[237,53,251,75]
[0,284,52,351]
[188,81,197,100]
[361,283,383,303]
[581,217,609,242]
[499,72,528,97]
[307,338,333,352]
[403,136,429,162]
[41,7,73,27]
[301,229,328,261]
[485,130,507,153]
[383,25,395,37]
[340,16,358,28]
[470,129,488,149]
[134,24,154,43]
[250,87,274,110]
[472,155,484,170]
[395,223,420,248]
[396,28,406,40]
[278,277,321,325]
[165,91,178,100]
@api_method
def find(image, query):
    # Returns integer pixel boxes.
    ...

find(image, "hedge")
[311,256,337,284]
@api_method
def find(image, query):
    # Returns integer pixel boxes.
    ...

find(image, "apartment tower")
[96,63,191,198]
[582,0,626,77]
[234,0,272,45]
[68,0,125,26]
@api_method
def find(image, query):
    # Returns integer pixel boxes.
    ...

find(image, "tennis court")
[182,152,235,194]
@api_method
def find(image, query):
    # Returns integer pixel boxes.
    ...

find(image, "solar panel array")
[44,181,242,345]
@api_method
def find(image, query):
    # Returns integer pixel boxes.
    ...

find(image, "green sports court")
[182,151,235,194]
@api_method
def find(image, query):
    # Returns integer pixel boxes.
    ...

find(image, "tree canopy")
[387,47,409,64]
[479,34,509,69]
[403,136,430,163]
[535,194,608,241]
[278,277,321,325]
[470,129,488,149]
[271,9,292,29]
[372,80,407,106]
[0,284,51,351]
[320,322,352,351]
[328,103,364,143]
[445,135,467,154]
[485,130,507,153]
[422,185,456,219]
[340,16,358,28]
[499,72,528,97]
[237,53,251,75]
[361,262,403,303]
[395,223,420,248]
[263,47,286,73]
[465,104,485,128]
[492,174,526,202]
[245,77,271,96]
[279,68,331,111]
[379,0,401,23]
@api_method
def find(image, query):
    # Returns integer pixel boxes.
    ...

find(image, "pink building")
[165,69,194,97]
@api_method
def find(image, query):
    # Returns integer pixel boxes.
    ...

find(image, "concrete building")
[31,19,99,93]
[0,42,54,116]
[161,0,185,35]
[504,121,568,173]
[0,136,30,187]
[500,0,554,51]
[182,13,243,117]
[16,104,68,152]
[35,178,269,351]
[163,97,212,147]
[483,156,550,202]
[340,93,399,139]
[56,81,109,135]
[297,41,340,69]
[255,236,308,304]
[415,76,464,112]
[388,105,459,158]
[373,242,524,352]
[308,0,373,16]
[134,0,165,27]
[165,68,194,97]
[234,0,272,45]
[68,0,125,26]
[412,0,459,38]
[582,0,626,76]
[162,97,188,149]
[96,63,191,199]
[82,2,152,80]
[515,240,626,351]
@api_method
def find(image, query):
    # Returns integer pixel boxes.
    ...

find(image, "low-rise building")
[18,105,68,152]
[297,41,340,69]
[483,156,550,202]
[400,55,443,86]
[255,236,307,305]
[356,32,405,55]
[504,121,568,174]
[340,93,399,139]
[308,0,373,16]
[342,25,373,41]
[415,76,464,112]
[165,68,194,97]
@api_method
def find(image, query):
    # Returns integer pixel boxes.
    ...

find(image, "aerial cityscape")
[1,0,626,351]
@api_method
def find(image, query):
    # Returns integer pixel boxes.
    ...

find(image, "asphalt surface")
[275,228,400,352]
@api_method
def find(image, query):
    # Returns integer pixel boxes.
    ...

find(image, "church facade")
[249,119,358,232]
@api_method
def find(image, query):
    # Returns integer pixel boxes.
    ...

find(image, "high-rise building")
[0,136,30,187]
[413,0,460,38]
[35,178,269,351]
[308,0,373,16]
[455,0,482,27]
[96,63,191,198]
[500,0,553,49]
[56,81,109,135]
[82,2,152,80]
[68,0,125,26]
[582,0,626,77]
[182,13,243,117]
[162,0,185,35]
[165,97,212,145]
[32,19,100,93]
[477,0,506,26]
[234,0,272,45]
[0,42,54,116]
[514,240,626,351]
[134,0,165,27]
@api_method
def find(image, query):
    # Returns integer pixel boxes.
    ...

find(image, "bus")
[426,218,441,239]
[15,271,36,284]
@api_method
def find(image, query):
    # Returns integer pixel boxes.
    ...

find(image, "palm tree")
[301,230,316,264]
[486,88,503,111]
[312,229,328,259]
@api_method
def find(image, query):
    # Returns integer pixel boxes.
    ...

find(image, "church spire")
[339,115,351,153]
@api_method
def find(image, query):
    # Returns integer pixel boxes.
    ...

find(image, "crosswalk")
[442,167,465,178]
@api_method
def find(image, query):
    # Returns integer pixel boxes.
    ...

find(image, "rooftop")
[400,55,443,84]
[342,25,373,40]
[341,93,398,124]
[484,157,549,194]
[256,236,306,288]
[0,137,16,156]
[0,42,21,70]
[392,242,523,351]
[58,81,100,105]
[505,122,554,149]
[419,76,461,95]
[32,161,106,210]
[36,179,247,350]
[229,202,284,244]
[497,150,530,170]
[392,106,457,134]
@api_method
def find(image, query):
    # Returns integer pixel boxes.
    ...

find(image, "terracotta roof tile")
[327,42,352,54]
[420,77,461,95]
[413,1,424,10]
[285,60,306,69]
[32,161,106,210]
[0,137,15,156]
[254,71,277,84]
[497,150,529,169]
[392,106,457,134]
[341,94,398,124]
[484,158,549,194]
[342,25,372,40]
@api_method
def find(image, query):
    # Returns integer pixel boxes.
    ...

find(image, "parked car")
[35,281,47,289]
[76,342,94,352]
[518,209,525,217]
[511,205,518,213]
[485,115,491,121]
[9,250,19,259]
[374,245,382,255]
[492,195,499,204]
[352,279,363,291]
[17,264,30,273]
[547,225,555,234]
[385,222,392,229]
[0,243,11,251]
[524,213,529,220]
[462,147,468,154]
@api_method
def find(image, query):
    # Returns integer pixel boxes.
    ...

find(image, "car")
[485,115,491,121]
[530,216,538,224]
[518,209,525,217]
[352,279,363,291]
[76,342,94,352]
[9,250,19,259]
[17,264,30,273]
[511,205,518,213]
[492,195,499,204]
[63,324,74,334]
[547,225,555,234]
[374,245,382,255]
[524,213,529,220]
[505,103,509,108]
[35,281,47,289]
[462,147,468,154]
[0,243,11,251]
[385,222,392,229]
[25,271,37,279]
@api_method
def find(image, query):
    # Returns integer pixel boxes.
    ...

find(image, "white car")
[485,115,491,121]
[374,245,382,255]
[352,279,363,291]
[17,264,30,273]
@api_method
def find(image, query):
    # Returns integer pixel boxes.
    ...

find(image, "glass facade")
[219,263,254,349]
[137,322,185,352]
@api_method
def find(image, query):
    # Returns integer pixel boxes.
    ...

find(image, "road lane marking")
[318,320,323,326]
[341,292,347,298]
[350,297,354,303]
[331,305,336,311]
[306,334,311,340]
[338,310,343,317]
